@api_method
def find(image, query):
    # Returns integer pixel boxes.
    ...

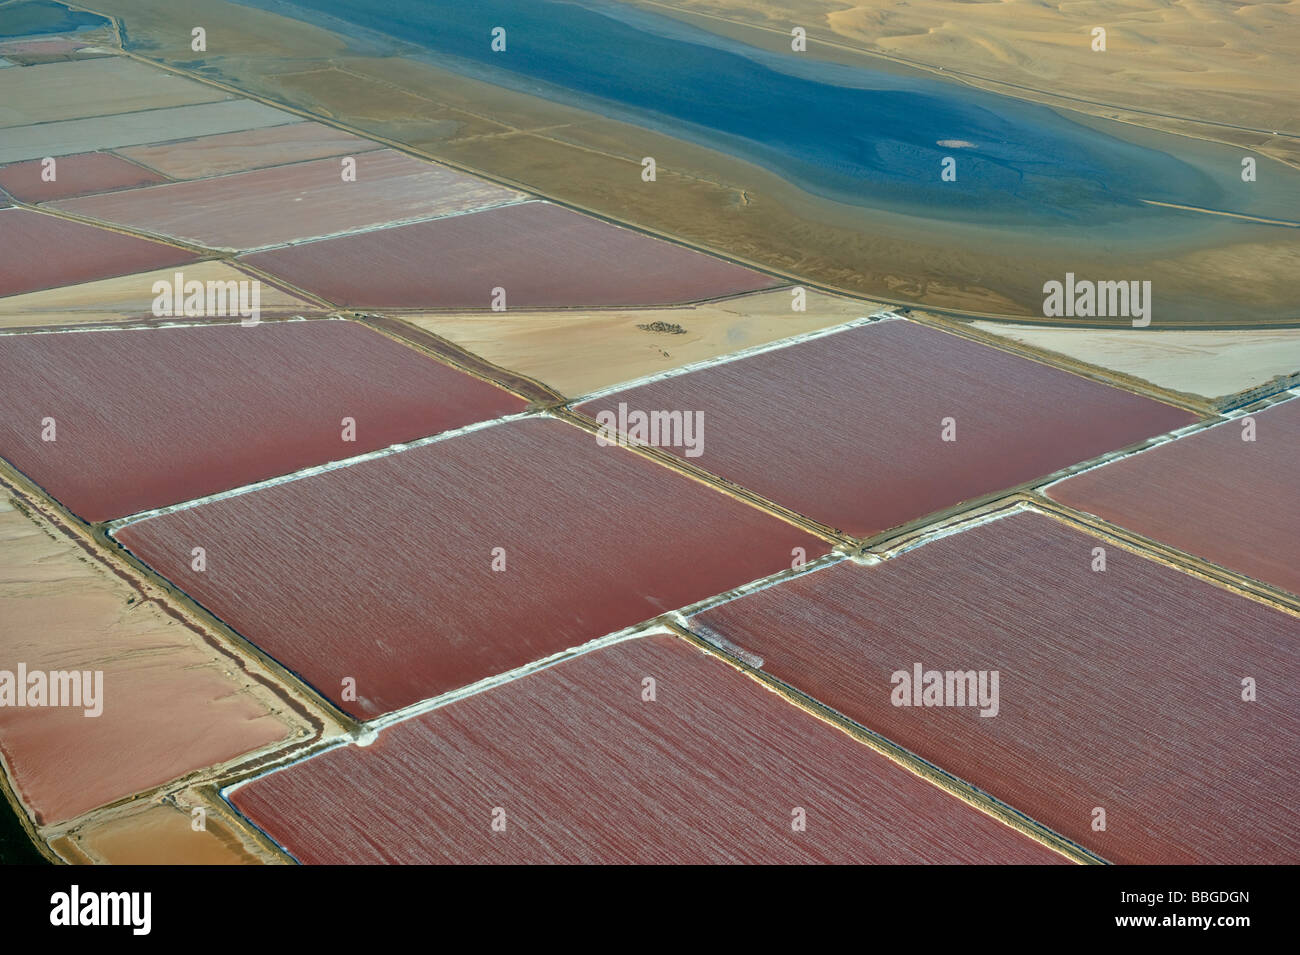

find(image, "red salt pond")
[690,509,1300,864]
[1048,397,1300,596]
[241,201,779,308]
[0,208,196,297]
[114,418,828,719]
[51,149,522,251]
[576,319,1198,538]
[0,319,525,520]
[230,634,1065,863]
[0,151,167,202]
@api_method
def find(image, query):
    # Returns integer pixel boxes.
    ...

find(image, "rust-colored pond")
[230,634,1066,863]
[0,319,525,520]
[690,510,1300,864]
[577,319,1199,538]
[115,417,828,719]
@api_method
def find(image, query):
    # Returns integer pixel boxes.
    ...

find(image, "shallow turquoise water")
[0,0,108,40]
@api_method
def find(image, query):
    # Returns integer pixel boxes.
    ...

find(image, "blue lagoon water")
[252,0,1230,226]
[0,1,109,39]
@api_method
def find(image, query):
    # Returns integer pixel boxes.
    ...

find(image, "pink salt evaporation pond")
[51,149,524,251]
[114,417,829,719]
[690,509,1300,864]
[0,207,196,297]
[577,319,1199,537]
[0,151,167,202]
[230,634,1066,863]
[242,200,780,308]
[116,121,383,180]
[1048,396,1300,596]
[0,319,525,520]
[0,496,297,825]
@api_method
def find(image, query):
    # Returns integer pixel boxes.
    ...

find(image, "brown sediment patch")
[576,319,1199,539]
[637,321,686,334]
[53,148,525,251]
[0,99,300,165]
[0,318,525,521]
[0,150,167,202]
[0,260,320,328]
[115,120,383,180]
[403,287,876,397]
[0,207,197,297]
[0,495,301,826]
[1048,396,1300,598]
[114,417,829,720]
[50,799,271,864]
[243,201,780,308]
[689,508,1300,865]
[965,320,1300,411]
[0,55,226,127]
[230,633,1067,864]
[270,64,486,135]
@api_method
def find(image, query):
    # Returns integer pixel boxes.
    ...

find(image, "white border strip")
[219,626,667,802]
[0,313,326,336]
[362,627,653,734]
[860,501,1031,563]
[217,548,862,792]
[1040,389,1299,494]
[236,196,534,254]
[107,410,535,532]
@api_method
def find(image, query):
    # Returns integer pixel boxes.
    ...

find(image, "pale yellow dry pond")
[0,260,320,327]
[968,320,1300,406]
[51,801,273,865]
[405,288,878,398]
